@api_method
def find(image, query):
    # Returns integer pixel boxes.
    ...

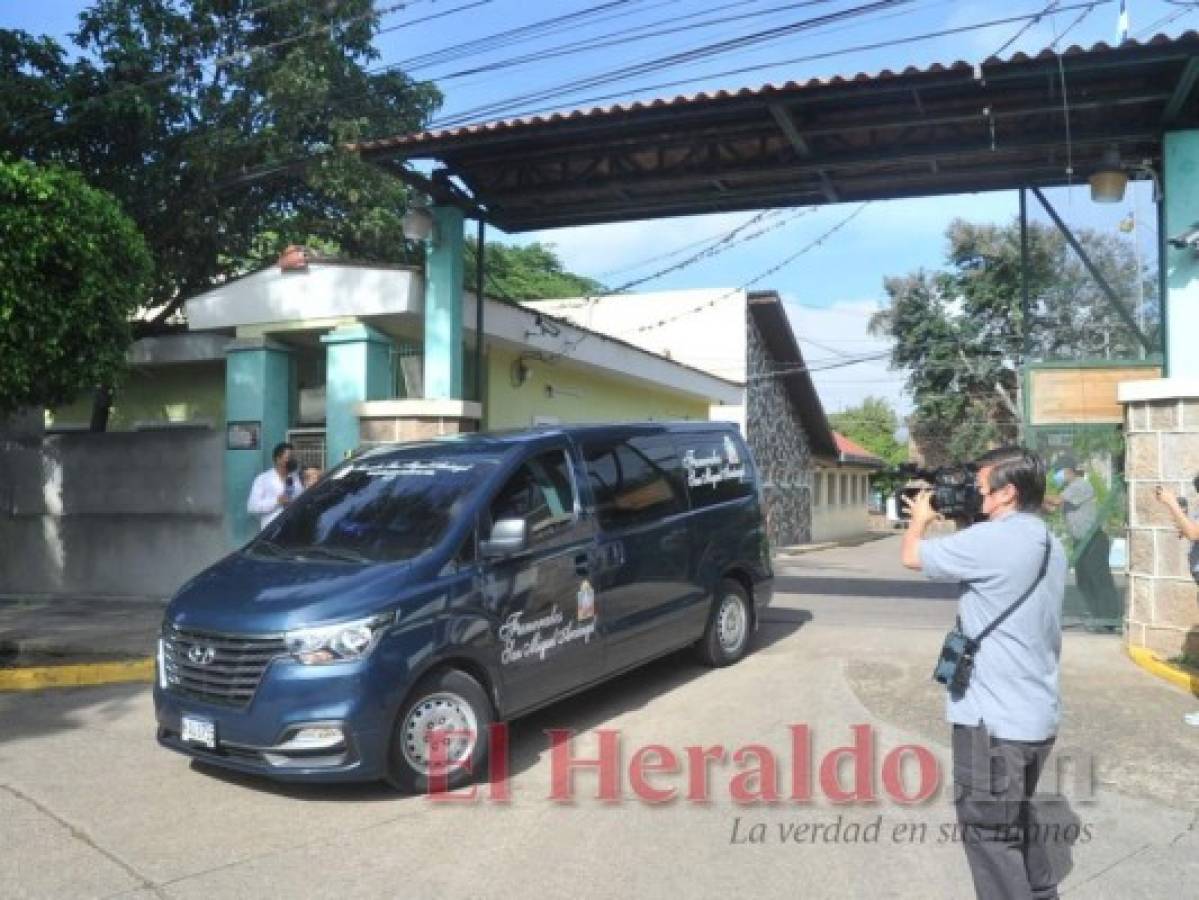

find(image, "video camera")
[892,463,985,524]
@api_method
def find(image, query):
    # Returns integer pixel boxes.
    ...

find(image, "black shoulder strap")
[970,528,1053,646]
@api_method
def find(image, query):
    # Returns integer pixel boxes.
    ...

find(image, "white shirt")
[247,468,304,530]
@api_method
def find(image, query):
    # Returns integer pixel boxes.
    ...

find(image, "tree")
[465,239,604,301]
[828,397,907,468]
[0,159,152,416]
[0,1,442,324]
[870,218,1158,465]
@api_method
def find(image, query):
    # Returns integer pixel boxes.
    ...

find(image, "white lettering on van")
[499,605,596,665]
[682,448,746,489]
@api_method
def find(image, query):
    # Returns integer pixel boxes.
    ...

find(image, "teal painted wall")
[1164,130,1199,378]
[322,325,394,467]
[225,340,294,547]
[424,206,466,399]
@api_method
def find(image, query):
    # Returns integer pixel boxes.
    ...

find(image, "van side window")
[675,431,755,508]
[583,435,687,530]
[489,449,576,545]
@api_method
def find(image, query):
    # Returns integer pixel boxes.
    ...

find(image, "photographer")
[901,448,1068,900]
[1153,478,1199,727]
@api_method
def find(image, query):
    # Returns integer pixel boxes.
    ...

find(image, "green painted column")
[423,205,466,399]
[1163,130,1199,377]
[224,338,294,547]
[321,324,395,468]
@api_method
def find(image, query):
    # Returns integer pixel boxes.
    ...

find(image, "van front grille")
[162,626,287,708]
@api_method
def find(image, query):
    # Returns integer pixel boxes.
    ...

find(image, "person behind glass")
[247,442,303,531]
[1153,476,1199,726]
[1042,455,1122,630]
[301,464,322,490]
[901,448,1069,900]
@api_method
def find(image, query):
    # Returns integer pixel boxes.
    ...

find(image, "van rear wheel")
[696,578,752,667]
[387,668,493,795]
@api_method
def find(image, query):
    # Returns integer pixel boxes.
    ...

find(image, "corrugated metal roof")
[354,32,1197,153]
[358,31,1199,232]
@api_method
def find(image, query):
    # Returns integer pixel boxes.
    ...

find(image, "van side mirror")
[480,518,528,558]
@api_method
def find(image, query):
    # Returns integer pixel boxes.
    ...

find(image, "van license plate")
[181,715,216,749]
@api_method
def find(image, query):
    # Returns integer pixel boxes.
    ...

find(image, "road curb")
[0,658,155,692]
[1126,645,1199,696]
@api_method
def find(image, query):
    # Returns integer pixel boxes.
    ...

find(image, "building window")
[840,474,849,506]
[813,472,823,506]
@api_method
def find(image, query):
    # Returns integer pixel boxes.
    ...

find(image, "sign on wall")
[1028,365,1161,426]
[226,421,261,450]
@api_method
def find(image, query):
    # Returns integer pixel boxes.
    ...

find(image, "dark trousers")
[952,723,1060,900]
[1075,531,1122,621]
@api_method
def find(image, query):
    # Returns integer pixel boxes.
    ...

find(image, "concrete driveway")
[2,535,1196,899]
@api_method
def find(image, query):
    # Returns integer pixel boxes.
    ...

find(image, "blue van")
[155,422,773,792]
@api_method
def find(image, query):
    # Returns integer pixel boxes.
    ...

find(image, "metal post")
[1020,187,1031,362]
[475,217,485,415]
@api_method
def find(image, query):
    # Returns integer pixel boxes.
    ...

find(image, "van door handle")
[575,552,590,576]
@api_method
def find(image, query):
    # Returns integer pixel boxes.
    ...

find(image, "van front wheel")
[696,579,752,667]
[387,668,493,795]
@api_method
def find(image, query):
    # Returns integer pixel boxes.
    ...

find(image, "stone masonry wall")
[1124,396,1199,658]
[746,316,813,548]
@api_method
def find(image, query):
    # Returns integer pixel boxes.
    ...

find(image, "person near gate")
[1153,476,1199,727]
[1043,455,1122,630]
[901,447,1069,900]
[247,442,304,531]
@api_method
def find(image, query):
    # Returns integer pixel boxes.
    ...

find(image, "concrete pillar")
[423,205,466,399]
[224,338,294,547]
[321,324,395,468]
[1163,131,1199,377]
[1119,380,1199,659]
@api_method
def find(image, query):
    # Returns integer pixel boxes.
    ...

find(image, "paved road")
[2,535,1196,899]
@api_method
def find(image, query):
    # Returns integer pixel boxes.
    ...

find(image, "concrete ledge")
[356,399,481,419]
[0,659,154,692]
[1118,377,1199,402]
[1127,645,1199,696]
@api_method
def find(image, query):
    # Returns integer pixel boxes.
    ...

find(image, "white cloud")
[781,296,912,418]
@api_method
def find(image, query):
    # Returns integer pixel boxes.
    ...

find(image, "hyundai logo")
[187,645,216,665]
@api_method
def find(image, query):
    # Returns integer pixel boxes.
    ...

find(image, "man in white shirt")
[247,442,303,530]
[1154,478,1199,727]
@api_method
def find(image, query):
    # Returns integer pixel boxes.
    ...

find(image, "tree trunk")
[89,385,113,433]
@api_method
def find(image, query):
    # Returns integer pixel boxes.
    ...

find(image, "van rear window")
[675,432,755,508]
[583,435,687,530]
[255,453,500,563]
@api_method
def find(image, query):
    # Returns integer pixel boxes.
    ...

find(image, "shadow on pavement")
[774,575,959,601]
[186,609,814,802]
[0,681,148,746]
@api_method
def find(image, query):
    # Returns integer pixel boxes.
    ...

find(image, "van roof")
[359,421,740,457]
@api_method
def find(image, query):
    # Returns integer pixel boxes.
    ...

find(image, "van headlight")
[285,613,394,665]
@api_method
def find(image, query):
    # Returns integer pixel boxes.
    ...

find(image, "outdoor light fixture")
[401,206,438,243]
[1089,147,1129,203]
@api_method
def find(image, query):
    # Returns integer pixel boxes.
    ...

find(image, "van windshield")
[254,451,501,564]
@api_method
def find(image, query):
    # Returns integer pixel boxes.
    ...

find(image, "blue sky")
[6,0,1193,411]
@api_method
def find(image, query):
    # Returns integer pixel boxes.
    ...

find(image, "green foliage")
[871,218,1158,466]
[0,158,152,414]
[0,1,442,321]
[828,397,908,467]
[465,239,604,301]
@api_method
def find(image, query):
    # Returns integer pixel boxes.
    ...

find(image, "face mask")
[285,458,298,474]
[1050,469,1066,489]
[1193,475,1199,494]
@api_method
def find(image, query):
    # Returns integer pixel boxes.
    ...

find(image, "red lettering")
[629,744,680,804]
[684,745,728,802]
[487,723,511,803]
[546,728,621,802]
[729,744,781,804]
[425,728,477,802]
[789,724,812,802]
[818,725,877,804]
[881,744,940,805]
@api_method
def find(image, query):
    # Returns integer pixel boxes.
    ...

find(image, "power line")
[431,1,1115,127]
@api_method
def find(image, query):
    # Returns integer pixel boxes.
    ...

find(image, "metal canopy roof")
[355,33,1199,232]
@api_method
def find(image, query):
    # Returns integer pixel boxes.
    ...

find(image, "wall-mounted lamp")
[1089,147,1129,204]
[401,206,438,243]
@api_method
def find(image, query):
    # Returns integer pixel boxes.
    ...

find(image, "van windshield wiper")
[294,545,372,564]
[249,539,292,559]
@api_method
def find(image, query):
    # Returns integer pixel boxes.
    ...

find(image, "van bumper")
[154,656,396,784]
